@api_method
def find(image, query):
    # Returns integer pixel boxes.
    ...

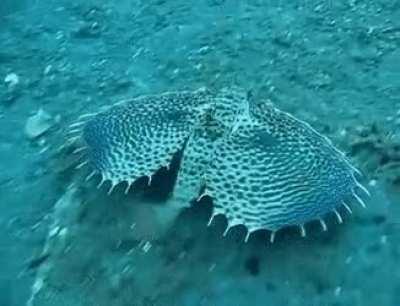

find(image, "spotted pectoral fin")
[70,91,212,191]
[204,121,367,238]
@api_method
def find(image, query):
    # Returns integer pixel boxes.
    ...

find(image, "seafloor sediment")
[0,1,399,306]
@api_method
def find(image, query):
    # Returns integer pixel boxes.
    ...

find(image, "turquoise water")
[0,1,399,305]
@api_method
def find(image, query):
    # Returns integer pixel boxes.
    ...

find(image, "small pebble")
[44,65,52,75]
[142,241,152,253]
[49,226,60,237]
[345,256,353,264]
[208,263,217,272]
[25,109,54,139]
[59,228,68,237]
[4,73,19,87]
[334,286,342,297]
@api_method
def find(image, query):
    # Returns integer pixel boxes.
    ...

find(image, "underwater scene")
[1,0,400,305]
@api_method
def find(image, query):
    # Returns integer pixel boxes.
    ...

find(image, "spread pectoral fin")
[204,121,362,233]
[73,91,213,189]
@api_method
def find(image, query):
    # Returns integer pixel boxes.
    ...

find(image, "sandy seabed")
[0,1,399,306]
